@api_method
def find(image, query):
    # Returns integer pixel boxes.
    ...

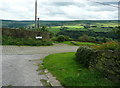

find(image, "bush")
[92,41,120,51]
[95,37,113,43]
[75,46,97,67]
[78,34,95,42]
[57,35,66,42]
[53,35,72,42]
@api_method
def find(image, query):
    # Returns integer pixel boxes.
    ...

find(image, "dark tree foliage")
[116,26,120,41]
[57,30,118,41]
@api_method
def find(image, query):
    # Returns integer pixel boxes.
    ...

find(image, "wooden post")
[38,18,39,30]
[35,0,37,31]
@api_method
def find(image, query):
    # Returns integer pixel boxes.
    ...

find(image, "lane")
[2,44,78,55]
[2,44,79,86]
[2,54,48,86]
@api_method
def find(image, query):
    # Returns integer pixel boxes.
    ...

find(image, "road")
[2,44,79,86]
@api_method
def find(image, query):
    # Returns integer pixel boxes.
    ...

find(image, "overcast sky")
[0,0,119,20]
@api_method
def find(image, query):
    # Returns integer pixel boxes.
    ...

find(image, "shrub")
[115,26,120,41]
[41,26,48,31]
[92,41,120,51]
[78,34,95,42]
[75,46,97,67]
[51,37,57,41]
[53,35,72,42]
[95,37,113,43]
[57,35,66,42]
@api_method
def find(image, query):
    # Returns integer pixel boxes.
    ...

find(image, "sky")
[0,0,119,20]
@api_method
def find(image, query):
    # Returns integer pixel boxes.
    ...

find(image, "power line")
[86,0,120,8]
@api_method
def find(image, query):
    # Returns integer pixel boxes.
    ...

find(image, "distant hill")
[1,20,118,29]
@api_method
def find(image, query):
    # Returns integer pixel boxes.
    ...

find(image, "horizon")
[1,19,119,21]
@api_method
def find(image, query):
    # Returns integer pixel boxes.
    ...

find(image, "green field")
[47,22,117,34]
[43,52,116,86]
[96,23,118,27]
[48,26,61,34]
[65,26,85,30]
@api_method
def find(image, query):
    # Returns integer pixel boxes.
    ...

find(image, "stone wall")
[1,28,50,39]
[90,50,120,83]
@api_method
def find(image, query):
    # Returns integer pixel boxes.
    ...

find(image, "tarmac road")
[2,44,79,86]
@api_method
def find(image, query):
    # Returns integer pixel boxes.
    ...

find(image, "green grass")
[62,41,74,45]
[48,26,86,34]
[62,41,99,46]
[65,26,84,28]
[62,26,87,31]
[43,52,116,87]
[96,23,118,27]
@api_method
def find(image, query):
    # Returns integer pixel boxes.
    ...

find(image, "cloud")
[0,0,119,20]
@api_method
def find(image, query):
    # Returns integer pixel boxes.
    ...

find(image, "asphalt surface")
[2,44,79,86]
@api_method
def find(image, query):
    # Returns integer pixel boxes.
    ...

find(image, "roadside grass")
[62,41,99,46]
[62,41,73,45]
[43,52,116,87]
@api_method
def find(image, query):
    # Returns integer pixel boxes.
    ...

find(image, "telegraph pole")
[38,18,40,29]
[35,0,37,30]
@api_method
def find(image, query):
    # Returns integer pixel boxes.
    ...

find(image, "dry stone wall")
[1,28,50,39]
[90,50,120,83]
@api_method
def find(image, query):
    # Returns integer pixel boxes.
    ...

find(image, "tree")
[115,26,120,41]
[56,35,66,42]
[78,34,95,42]
[41,26,47,31]
[19,27,25,30]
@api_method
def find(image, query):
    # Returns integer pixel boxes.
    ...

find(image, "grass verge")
[62,41,99,46]
[43,52,117,87]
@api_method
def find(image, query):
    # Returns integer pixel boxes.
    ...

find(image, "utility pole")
[38,18,40,29]
[35,0,42,39]
[35,0,37,30]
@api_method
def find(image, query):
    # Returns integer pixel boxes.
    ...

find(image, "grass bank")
[62,41,99,46]
[43,52,116,87]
